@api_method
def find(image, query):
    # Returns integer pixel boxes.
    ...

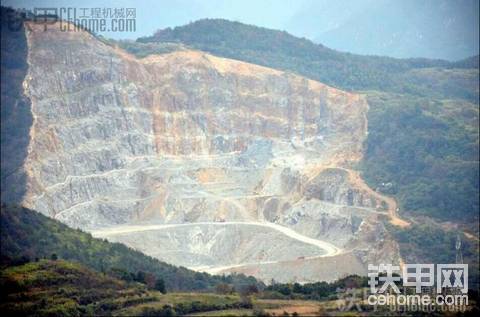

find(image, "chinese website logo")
[367,263,468,312]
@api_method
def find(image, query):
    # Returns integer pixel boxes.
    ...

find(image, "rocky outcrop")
[16,21,400,282]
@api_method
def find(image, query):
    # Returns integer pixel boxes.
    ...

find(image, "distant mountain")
[287,0,479,61]
[453,55,480,68]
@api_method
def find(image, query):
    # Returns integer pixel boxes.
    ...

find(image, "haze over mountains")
[2,0,479,60]
[287,0,480,61]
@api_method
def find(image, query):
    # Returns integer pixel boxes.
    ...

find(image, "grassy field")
[0,260,361,316]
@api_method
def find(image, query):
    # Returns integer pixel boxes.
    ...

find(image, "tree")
[50,253,58,261]
[110,267,133,282]
[215,282,233,294]
[145,272,156,289]
[155,278,166,294]
[135,271,146,284]
[292,283,303,293]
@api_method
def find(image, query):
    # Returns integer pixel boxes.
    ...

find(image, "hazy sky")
[3,0,478,60]
[2,0,308,39]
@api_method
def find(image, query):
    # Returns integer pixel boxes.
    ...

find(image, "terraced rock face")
[18,22,400,282]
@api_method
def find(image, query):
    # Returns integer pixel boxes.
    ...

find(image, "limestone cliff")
[17,21,400,282]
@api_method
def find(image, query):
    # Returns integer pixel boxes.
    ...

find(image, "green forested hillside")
[362,92,479,223]
[0,260,252,317]
[0,205,261,292]
[385,222,479,290]
[136,18,479,227]
[1,260,401,317]
[1,260,152,316]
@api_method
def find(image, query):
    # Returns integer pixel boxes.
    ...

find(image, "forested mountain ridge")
[138,18,478,102]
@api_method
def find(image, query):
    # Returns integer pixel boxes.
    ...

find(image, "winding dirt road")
[90,221,342,273]
[90,166,413,274]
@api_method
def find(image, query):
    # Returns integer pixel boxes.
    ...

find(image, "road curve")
[90,221,343,270]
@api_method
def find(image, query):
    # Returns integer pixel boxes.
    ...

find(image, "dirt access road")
[342,167,410,227]
[91,221,343,274]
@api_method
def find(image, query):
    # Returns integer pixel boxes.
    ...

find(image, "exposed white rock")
[19,21,401,282]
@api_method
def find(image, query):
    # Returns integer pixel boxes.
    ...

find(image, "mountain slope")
[0,260,151,316]
[362,92,479,223]
[138,18,478,101]
[0,205,260,292]
[0,260,251,317]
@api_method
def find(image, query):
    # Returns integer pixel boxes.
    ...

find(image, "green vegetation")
[362,92,479,224]
[115,293,251,316]
[0,260,153,316]
[386,222,479,290]
[0,205,262,292]
[0,260,252,317]
[1,208,478,315]
[0,259,397,317]
[261,275,368,300]
[2,260,478,316]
